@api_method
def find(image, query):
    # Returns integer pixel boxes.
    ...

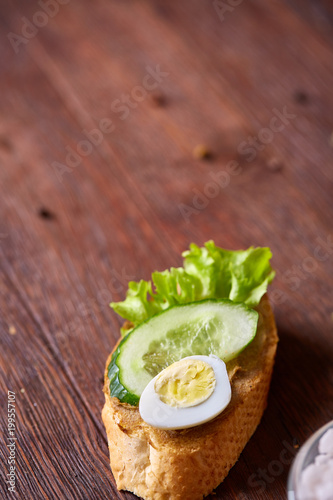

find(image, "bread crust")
[102,295,278,500]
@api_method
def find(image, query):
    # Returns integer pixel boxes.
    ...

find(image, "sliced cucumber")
[108,299,258,405]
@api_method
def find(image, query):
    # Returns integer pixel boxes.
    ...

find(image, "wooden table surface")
[1,0,333,499]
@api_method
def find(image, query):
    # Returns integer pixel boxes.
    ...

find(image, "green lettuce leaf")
[110,241,275,334]
[111,280,159,325]
[184,241,275,307]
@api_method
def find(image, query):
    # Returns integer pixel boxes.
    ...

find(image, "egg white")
[139,355,231,430]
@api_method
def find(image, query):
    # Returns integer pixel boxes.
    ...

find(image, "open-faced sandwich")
[102,241,278,500]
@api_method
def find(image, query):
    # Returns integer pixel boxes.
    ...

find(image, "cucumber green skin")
[108,344,140,406]
[108,298,258,407]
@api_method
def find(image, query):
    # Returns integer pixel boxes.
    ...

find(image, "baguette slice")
[102,295,278,500]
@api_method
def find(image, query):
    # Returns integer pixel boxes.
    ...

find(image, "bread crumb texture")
[102,295,278,500]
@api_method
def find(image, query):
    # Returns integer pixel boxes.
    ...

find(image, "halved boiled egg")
[139,355,231,430]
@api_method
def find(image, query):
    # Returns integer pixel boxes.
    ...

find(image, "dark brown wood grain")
[1,0,333,499]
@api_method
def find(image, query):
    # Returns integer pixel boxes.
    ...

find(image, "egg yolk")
[154,359,216,408]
